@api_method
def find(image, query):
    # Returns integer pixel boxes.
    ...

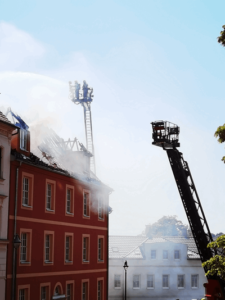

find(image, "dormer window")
[20,129,28,150]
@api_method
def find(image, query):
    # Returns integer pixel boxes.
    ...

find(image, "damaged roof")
[109,236,200,259]
[0,111,16,128]
[11,149,112,191]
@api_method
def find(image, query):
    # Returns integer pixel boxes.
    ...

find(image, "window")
[151,250,156,259]
[114,275,121,288]
[82,281,88,300]
[162,275,169,288]
[19,289,25,300]
[18,285,30,300]
[97,280,103,300]
[177,275,185,288]
[44,231,54,265]
[66,185,74,216]
[19,229,32,266]
[20,233,27,262]
[65,233,73,264]
[174,250,180,259]
[98,237,104,262]
[147,275,154,289]
[83,235,90,263]
[66,284,72,300]
[46,184,52,210]
[191,275,198,288]
[20,129,28,150]
[163,250,168,259]
[21,172,33,209]
[83,191,90,217]
[41,287,46,300]
[133,275,140,289]
[40,284,50,300]
[45,180,55,212]
[98,197,103,219]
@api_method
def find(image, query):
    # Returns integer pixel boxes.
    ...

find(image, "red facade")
[6,131,111,300]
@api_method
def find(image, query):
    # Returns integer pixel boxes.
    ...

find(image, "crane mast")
[151,120,225,299]
[69,80,96,175]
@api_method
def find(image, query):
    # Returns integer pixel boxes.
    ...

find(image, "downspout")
[11,165,20,300]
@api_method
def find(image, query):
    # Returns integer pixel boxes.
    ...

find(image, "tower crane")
[151,120,225,300]
[69,80,96,174]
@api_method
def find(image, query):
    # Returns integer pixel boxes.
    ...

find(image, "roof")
[11,149,111,191]
[109,236,148,259]
[109,235,200,259]
[0,111,16,128]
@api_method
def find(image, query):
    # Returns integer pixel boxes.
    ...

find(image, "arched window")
[54,285,61,295]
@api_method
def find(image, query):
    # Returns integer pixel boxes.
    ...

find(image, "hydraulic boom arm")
[151,120,225,300]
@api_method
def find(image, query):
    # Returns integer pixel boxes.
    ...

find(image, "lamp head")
[13,234,21,249]
[123,260,129,270]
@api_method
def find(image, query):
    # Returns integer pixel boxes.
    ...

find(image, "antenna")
[69,80,96,174]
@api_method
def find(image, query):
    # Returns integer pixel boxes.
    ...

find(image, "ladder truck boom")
[151,120,225,300]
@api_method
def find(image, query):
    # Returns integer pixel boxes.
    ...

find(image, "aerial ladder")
[69,80,96,174]
[151,120,225,300]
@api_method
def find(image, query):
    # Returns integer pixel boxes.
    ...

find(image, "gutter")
[11,164,20,300]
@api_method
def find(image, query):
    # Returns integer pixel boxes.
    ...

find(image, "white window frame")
[162,275,169,289]
[46,183,52,211]
[22,177,29,206]
[174,250,180,260]
[177,274,185,289]
[20,233,27,262]
[147,274,154,289]
[65,236,72,262]
[114,274,122,289]
[191,274,198,289]
[66,283,72,300]
[19,289,25,300]
[163,250,168,260]
[45,235,51,262]
[82,282,88,300]
[133,274,141,289]
[151,249,156,259]
[20,129,28,151]
[41,286,46,300]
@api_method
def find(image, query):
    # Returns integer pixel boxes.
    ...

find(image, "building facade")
[0,113,16,300]
[109,236,207,300]
[5,113,111,300]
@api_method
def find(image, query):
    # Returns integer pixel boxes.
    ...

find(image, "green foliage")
[214,124,225,163]
[145,215,188,238]
[202,235,225,280]
[218,25,225,47]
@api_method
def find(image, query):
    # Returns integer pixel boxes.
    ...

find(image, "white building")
[109,235,207,300]
[0,112,16,300]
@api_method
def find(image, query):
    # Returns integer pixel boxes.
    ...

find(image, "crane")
[69,80,96,174]
[151,120,225,300]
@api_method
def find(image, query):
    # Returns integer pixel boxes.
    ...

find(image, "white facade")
[0,114,16,300]
[109,236,207,300]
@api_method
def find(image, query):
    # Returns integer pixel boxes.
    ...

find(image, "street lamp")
[12,234,21,300]
[123,260,129,300]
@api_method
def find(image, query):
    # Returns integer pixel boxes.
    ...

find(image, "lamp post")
[12,234,21,300]
[123,260,129,300]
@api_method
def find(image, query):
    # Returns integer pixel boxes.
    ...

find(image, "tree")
[145,215,188,238]
[214,124,225,163]
[218,25,225,47]
[202,235,225,280]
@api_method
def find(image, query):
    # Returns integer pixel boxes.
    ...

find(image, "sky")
[1,0,225,235]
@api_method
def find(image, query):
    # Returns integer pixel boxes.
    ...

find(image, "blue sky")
[1,0,225,235]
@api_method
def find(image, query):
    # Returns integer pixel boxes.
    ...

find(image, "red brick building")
[6,116,112,300]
